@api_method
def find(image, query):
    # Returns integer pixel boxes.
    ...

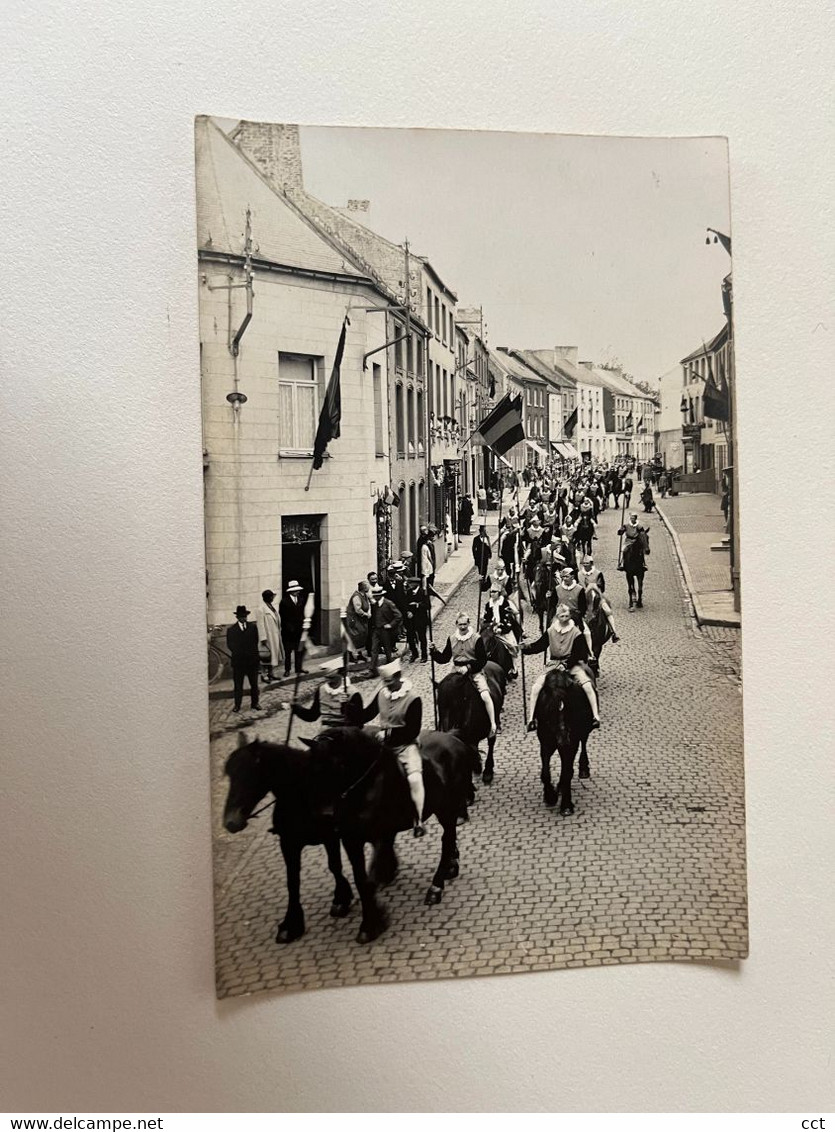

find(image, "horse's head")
[586,585,602,616]
[222,732,274,833]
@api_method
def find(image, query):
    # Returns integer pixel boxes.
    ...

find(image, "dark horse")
[573,514,596,559]
[222,726,472,945]
[534,667,596,816]
[436,660,506,786]
[584,585,612,675]
[621,527,650,609]
[479,620,515,677]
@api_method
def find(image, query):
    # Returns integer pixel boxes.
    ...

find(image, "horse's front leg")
[636,573,644,607]
[427,815,459,903]
[558,740,578,816]
[277,836,305,943]
[343,834,389,944]
[626,573,635,608]
[482,732,495,786]
[324,834,353,918]
[540,738,558,807]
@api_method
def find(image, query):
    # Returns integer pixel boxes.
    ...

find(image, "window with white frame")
[278,352,321,453]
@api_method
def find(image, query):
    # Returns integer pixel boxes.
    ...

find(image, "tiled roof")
[195,118,368,278]
[495,348,548,386]
[680,324,729,364]
[513,350,573,392]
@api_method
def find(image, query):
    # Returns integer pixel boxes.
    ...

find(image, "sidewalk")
[655,492,741,628]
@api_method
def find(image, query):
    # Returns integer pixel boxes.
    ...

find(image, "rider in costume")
[523,602,601,732]
[578,555,620,642]
[359,658,426,837]
[290,659,359,729]
[431,612,498,738]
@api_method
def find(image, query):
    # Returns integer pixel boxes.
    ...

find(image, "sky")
[297,125,732,385]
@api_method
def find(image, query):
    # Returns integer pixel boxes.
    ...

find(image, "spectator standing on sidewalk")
[344,579,372,663]
[226,605,261,713]
[278,580,308,678]
[472,524,492,580]
[368,583,403,674]
[256,589,283,683]
[417,524,436,588]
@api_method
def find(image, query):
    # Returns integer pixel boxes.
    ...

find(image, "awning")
[497,453,513,470]
[525,439,548,459]
[561,442,581,460]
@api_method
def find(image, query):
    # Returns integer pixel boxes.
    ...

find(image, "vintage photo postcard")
[197,118,745,998]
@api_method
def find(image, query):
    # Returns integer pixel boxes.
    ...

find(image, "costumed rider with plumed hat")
[358,658,427,837]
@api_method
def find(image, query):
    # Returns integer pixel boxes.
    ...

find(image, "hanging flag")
[625,410,634,432]
[472,392,525,456]
[311,316,349,470]
[703,352,729,421]
[637,415,644,432]
[564,407,578,438]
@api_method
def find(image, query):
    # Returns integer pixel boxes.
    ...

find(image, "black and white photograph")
[197,117,746,999]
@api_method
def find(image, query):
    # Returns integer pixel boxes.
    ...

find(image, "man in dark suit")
[226,605,261,712]
[368,583,403,674]
[278,579,308,678]
[384,560,409,636]
[472,524,492,579]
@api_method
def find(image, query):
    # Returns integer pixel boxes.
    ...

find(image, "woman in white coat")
[256,589,284,682]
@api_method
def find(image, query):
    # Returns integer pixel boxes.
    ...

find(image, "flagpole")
[616,484,627,570]
[424,576,438,728]
[516,535,527,726]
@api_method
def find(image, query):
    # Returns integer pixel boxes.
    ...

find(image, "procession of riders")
[221,460,653,848]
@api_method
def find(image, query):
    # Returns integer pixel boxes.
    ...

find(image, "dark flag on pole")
[312,316,349,470]
[473,392,525,456]
[563,407,578,438]
[703,353,729,422]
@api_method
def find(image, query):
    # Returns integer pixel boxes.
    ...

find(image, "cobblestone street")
[209,501,746,998]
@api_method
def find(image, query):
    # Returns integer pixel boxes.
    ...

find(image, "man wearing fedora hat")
[278,580,308,678]
[367,583,403,675]
[226,605,261,712]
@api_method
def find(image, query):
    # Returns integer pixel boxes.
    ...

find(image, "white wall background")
[2,0,833,1113]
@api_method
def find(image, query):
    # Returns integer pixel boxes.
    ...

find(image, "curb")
[654,502,740,629]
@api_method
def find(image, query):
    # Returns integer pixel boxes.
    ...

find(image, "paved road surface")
[209,500,746,998]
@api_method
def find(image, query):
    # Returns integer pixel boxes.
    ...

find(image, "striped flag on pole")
[473,393,525,456]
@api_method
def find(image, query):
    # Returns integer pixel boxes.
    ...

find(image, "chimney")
[554,345,579,367]
[231,121,304,192]
[335,199,372,221]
